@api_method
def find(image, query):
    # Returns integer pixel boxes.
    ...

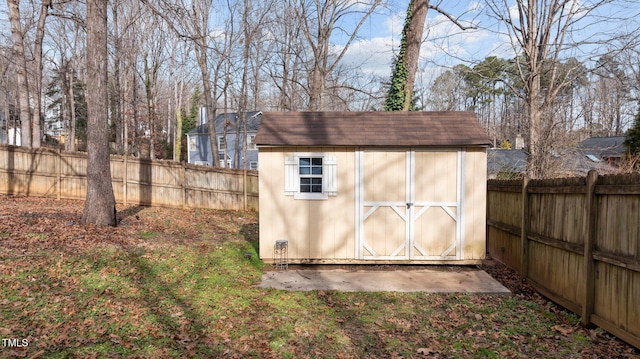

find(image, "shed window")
[299,157,323,193]
[285,153,337,200]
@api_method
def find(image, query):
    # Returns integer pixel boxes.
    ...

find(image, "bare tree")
[5,0,53,148]
[486,0,638,177]
[170,39,191,161]
[267,0,307,110]
[143,0,222,166]
[82,0,117,226]
[7,0,31,147]
[591,55,631,136]
[31,0,52,148]
[140,18,166,160]
[111,0,124,154]
[426,67,468,111]
[296,0,382,111]
[46,0,86,152]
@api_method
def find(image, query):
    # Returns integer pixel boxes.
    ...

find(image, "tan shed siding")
[463,148,487,259]
[363,151,406,203]
[259,147,356,261]
[414,151,458,202]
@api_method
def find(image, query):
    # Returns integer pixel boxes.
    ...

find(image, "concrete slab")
[256,266,511,294]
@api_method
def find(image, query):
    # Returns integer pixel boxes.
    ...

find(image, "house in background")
[0,104,21,146]
[487,135,631,178]
[187,111,262,169]
[577,136,627,167]
[487,148,528,179]
[256,111,491,265]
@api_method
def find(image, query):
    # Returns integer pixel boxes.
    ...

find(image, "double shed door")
[356,150,463,260]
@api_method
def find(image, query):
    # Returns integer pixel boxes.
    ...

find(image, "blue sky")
[2,0,639,84]
[336,0,640,81]
[335,1,508,79]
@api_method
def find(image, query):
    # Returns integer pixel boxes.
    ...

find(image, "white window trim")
[247,134,256,150]
[218,135,226,152]
[285,152,337,200]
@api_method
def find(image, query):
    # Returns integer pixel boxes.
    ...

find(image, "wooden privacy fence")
[0,145,258,211]
[487,171,640,349]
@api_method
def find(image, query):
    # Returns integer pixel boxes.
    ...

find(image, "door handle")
[406,203,412,209]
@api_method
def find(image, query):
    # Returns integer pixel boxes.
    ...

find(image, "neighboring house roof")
[487,149,528,177]
[255,111,491,147]
[577,136,627,160]
[188,111,262,135]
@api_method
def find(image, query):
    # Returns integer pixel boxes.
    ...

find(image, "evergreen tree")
[45,67,88,149]
[184,88,202,135]
[624,104,640,155]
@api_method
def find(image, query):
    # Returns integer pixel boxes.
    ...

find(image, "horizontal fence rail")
[0,145,258,211]
[487,171,640,349]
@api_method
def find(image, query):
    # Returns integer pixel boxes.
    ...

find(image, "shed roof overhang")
[255,111,492,148]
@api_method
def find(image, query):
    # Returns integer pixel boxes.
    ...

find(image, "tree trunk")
[82,0,117,227]
[67,68,77,152]
[173,76,183,161]
[195,45,219,167]
[239,0,250,171]
[113,2,124,155]
[144,54,156,160]
[402,0,428,111]
[7,0,31,147]
[31,0,52,148]
[132,71,139,156]
[523,0,543,178]
[385,0,428,111]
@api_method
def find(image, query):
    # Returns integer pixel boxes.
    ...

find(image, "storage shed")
[255,111,491,265]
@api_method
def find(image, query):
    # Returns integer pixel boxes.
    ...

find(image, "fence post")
[57,148,61,200]
[521,176,530,278]
[581,170,598,326]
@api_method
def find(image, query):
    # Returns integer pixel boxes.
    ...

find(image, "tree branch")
[428,4,477,31]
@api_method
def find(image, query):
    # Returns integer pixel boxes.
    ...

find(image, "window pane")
[299,158,311,166]
[312,158,323,166]
[300,178,310,192]
[300,167,311,175]
[311,167,323,175]
[311,178,322,192]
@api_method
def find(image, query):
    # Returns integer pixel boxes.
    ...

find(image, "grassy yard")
[0,195,637,358]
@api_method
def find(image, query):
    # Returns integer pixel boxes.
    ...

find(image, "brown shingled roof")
[255,111,491,147]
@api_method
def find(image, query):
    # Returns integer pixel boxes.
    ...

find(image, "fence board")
[487,171,640,349]
[0,145,257,211]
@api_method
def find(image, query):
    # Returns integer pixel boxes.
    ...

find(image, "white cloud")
[336,1,518,80]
